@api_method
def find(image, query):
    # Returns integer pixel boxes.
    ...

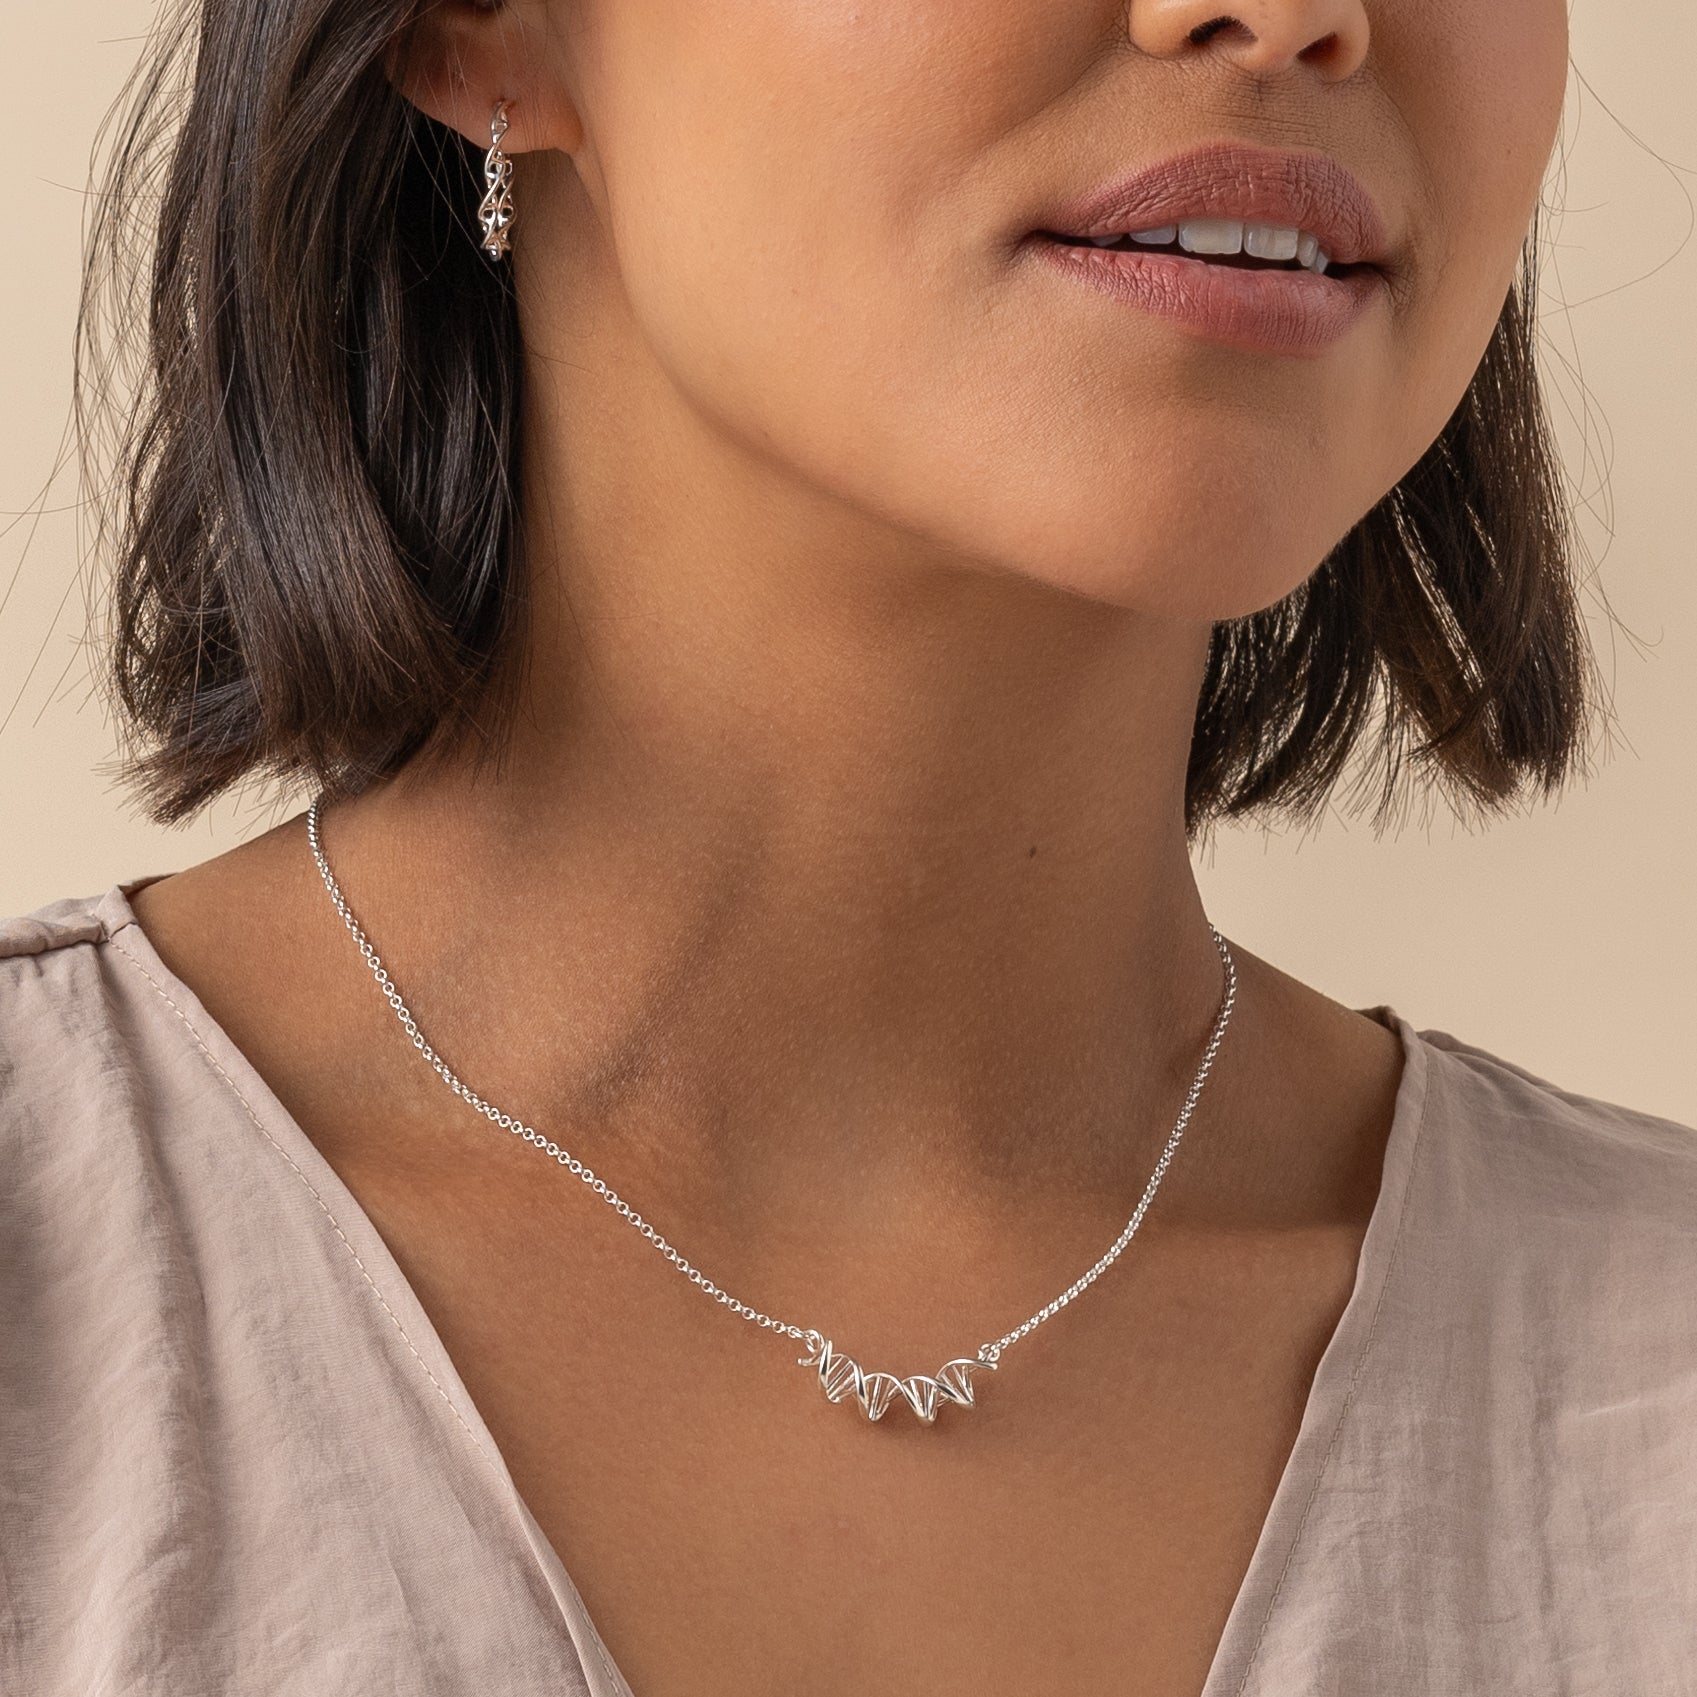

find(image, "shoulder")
[1412,1019,1696,1202]
[0,883,200,1196]
[0,886,136,1066]
[0,889,161,1236]
[0,883,170,1062]
[0,890,111,960]
[1397,1017,1696,1324]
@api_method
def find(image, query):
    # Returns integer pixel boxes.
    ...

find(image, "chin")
[973,496,1350,622]
[1047,561,1320,623]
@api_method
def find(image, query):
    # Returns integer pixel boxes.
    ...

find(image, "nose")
[1126,0,1371,82]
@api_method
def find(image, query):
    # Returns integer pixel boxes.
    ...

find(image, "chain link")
[306,797,1237,1366]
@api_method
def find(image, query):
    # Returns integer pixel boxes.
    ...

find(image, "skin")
[129,0,1569,1691]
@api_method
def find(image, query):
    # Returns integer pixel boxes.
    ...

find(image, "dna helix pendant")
[478,102,516,259]
[798,1330,997,1424]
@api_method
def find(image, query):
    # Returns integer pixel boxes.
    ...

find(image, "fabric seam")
[103,921,630,1697]
[1228,1036,1438,1694]
[103,927,494,1461]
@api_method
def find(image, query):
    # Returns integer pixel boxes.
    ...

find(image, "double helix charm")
[798,1331,997,1424]
[478,100,516,259]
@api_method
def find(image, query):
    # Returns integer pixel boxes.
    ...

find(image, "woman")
[4,0,1693,1691]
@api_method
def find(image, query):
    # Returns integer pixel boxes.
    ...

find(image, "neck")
[321,310,1239,1235]
[335,600,1230,1222]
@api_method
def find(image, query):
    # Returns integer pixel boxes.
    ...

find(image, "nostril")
[1188,18,1241,47]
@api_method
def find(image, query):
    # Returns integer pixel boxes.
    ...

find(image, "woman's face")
[496,0,1568,620]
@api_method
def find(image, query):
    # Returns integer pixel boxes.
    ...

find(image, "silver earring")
[478,100,515,260]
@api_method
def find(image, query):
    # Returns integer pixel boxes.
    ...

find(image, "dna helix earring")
[478,100,516,259]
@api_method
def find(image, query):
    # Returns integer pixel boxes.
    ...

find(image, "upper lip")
[1034,140,1390,268]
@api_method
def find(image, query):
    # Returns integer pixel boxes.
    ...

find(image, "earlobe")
[380,0,559,155]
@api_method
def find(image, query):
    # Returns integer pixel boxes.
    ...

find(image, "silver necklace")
[306,797,1238,1426]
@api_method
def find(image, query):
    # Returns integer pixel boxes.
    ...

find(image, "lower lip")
[1028,237,1383,356]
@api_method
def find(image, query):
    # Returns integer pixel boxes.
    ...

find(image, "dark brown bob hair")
[77,0,1603,839]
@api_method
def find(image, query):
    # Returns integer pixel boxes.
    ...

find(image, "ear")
[383,0,578,155]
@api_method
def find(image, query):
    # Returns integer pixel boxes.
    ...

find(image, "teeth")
[1243,222,1300,262]
[1071,219,1337,274]
[1177,217,1243,256]
[1294,231,1331,273]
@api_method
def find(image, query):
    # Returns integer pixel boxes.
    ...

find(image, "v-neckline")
[100,874,1434,1697]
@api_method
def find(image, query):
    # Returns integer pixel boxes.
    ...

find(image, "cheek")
[577,0,1099,533]
[583,0,1006,355]
[1373,0,1570,475]
[573,0,1570,621]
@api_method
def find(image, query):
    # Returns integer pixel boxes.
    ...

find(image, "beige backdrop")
[3,4,1693,1121]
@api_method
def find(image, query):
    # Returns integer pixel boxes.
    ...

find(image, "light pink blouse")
[3,879,1695,1695]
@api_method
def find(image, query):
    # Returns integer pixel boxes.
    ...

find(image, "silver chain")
[305,796,1237,1368]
